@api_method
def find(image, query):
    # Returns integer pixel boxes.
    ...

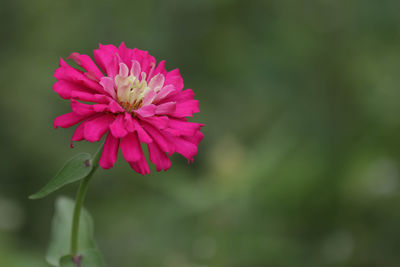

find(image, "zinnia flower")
[53,43,203,174]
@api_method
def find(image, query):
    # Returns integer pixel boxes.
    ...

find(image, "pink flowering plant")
[30,43,203,267]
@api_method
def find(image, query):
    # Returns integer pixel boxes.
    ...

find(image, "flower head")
[53,43,203,174]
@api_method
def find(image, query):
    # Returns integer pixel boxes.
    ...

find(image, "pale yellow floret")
[114,62,163,112]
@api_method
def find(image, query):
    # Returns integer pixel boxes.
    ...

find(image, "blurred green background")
[1,0,400,266]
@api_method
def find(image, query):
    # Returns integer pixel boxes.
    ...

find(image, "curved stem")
[70,143,103,256]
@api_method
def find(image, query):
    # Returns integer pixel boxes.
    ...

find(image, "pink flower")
[53,43,204,175]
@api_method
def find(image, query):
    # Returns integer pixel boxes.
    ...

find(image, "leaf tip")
[28,193,40,200]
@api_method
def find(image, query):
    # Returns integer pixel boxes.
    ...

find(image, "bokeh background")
[1,0,400,266]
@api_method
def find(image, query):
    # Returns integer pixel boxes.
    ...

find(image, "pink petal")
[153,60,167,77]
[93,100,124,113]
[124,113,135,132]
[120,133,142,162]
[183,129,204,146]
[70,91,110,104]
[53,80,91,99]
[70,122,85,148]
[161,88,194,104]
[109,114,128,138]
[83,114,114,142]
[54,112,88,129]
[54,81,112,104]
[148,142,171,171]
[67,52,104,81]
[168,135,198,160]
[129,156,150,175]
[135,104,156,117]
[148,73,165,92]
[142,89,157,106]
[70,100,96,116]
[167,119,203,137]
[99,77,116,98]
[118,42,135,69]
[125,115,153,143]
[92,104,108,113]
[155,102,176,115]
[93,44,119,78]
[165,69,183,91]
[176,89,196,102]
[139,116,169,129]
[142,124,173,153]
[108,100,125,113]
[118,62,129,77]
[170,100,199,117]
[84,71,99,82]
[99,132,120,169]
[133,119,152,143]
[131,60,141,78]
[131,49,156,74]
[146,62,156,82]
[54,58,104,93]
[153,85,175,103]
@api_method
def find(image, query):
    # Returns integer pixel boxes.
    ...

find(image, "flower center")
[115,69,149,112]
[100,61,165,113]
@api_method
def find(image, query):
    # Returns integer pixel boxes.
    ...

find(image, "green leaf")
[46,197,104,267]
[59,255,75,267]
[59,250,104,267]
[29,153,93,199]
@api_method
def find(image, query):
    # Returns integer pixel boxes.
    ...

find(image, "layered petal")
[170,100,199,117]
[68,52,104,81]
[120,133,142,162]
[167,135,198,161]
[142,89,157,106]
[70,100,96,116]
[124,112,135,132]
[109,114,128,138]
[132,118,152,143]
[99,77,116,98]
[54,80,112,105]
[70,122,86,148]
[183,129,204,146]
[164,69,183,91]
[118,42,135,69]
[161,88,195,104]
[131,49,156,74]
[54,58,104,93]
[53,80,88,99]
[153,60,167,77]
[155,102,176,115]
[70,91,110,104]
[167,119,203,137]
[129,156,150,175]
[142,123,173,153]
[54,112,89,129]
[139,115,169,129]
[135,104,156,117]
[153,85,175,103]
[83,114,114,142]
[148,73,165,92]
[99,133,120,169]
[148,142,171,171]
[93,44,119,78]
[92,100,125,113]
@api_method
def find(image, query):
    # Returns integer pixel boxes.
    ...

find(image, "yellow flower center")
[113,61,164,112]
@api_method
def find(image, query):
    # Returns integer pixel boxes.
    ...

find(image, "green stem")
[70,143,103,256]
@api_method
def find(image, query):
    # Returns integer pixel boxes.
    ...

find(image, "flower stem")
[70,143,103,256]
